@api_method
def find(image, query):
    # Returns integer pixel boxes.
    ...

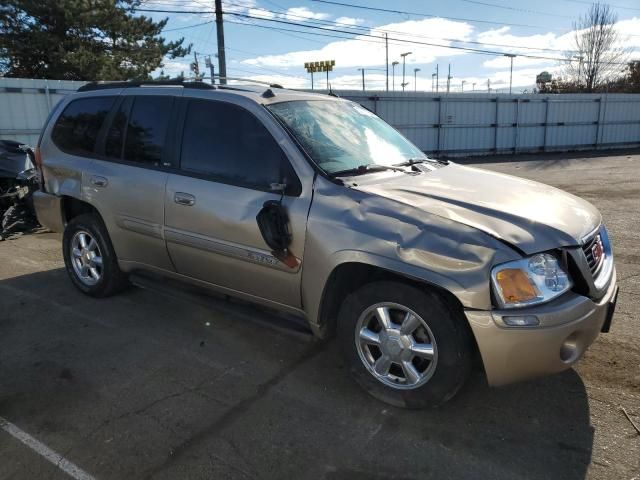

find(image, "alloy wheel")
[355,302,438,390]
[70,230,103,286]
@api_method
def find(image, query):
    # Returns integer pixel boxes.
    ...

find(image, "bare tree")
[565,3,628,92]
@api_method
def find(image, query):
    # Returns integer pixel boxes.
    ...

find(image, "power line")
[137,6,633,65]
[228,7,330,45]
[163,19,214,32]
[228,14,636,66]
[559,0,640,12]
[222,0,571,53]
[148,3,572,56]
[224,18,411,50]
[225,11,571,62]
[453,0,573,18]
[307,0,550,30]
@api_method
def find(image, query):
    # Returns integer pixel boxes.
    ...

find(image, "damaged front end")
[0,140,40,240]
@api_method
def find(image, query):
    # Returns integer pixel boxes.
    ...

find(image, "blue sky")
[140,0,640,92]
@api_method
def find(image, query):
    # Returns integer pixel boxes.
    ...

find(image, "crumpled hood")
[352,163,601,254]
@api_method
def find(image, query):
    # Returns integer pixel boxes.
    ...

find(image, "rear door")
[87,88,180,272]
[164,96,312,308]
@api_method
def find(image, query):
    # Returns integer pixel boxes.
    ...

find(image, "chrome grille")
[582,230,605,278]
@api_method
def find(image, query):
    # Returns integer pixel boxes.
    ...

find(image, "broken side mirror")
[256,199,291,254]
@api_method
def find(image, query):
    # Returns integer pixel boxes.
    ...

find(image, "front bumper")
[466,267,617,386]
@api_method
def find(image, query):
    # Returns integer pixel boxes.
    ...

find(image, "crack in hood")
[351,163,601,254]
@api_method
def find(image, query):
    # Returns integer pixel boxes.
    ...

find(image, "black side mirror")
[256,200,291,254]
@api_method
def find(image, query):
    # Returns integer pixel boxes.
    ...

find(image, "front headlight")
[491,253,573,308]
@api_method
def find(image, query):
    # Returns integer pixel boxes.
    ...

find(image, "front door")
[164,96,311,308]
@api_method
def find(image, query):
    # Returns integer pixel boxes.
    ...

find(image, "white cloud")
[247,7,275,20]
[476,17,640,59]
[284,7,330,21]
[229,74,308,89]
[335,16,365,27]
[615,17,640,48]
[243,18,474,69]
[223,0,257,13]
[483,56,554,69]
[157,59,192,78]
[453,66,565,93]
[477,27,572,54]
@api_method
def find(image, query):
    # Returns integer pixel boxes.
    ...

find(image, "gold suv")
[33,81,618,407]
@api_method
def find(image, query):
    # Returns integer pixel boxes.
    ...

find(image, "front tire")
[62,213,128,297]
[337,281,472,408]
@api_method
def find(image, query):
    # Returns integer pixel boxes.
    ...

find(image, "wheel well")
[61,196,99,225]
[319,263,468,337]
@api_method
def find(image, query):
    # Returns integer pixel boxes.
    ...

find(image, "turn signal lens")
[495,269,539,304]
[491,253,573,309]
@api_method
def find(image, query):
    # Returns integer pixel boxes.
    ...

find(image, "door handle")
[90,176,108,188]
[174,192,196,206]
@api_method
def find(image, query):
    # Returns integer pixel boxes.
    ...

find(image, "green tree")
[626,61,640,91]
[0,0,191,80]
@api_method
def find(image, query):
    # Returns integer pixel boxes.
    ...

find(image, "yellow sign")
[304,60,336,73]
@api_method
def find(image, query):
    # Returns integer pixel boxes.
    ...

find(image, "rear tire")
[337,281,472,408]
[62,213,129,297]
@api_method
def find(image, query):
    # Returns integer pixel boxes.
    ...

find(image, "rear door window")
[179,99,299,192]
[51,96,116,156]
[104,97,131,160]
[122,96,174,167]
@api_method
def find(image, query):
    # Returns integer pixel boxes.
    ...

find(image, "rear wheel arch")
[61,196,101,226]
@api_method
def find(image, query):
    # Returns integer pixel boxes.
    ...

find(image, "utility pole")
[358,68,365,91]
[191,52,201,79]
[461,80,466,92]
[487,78,491,93]
[214,0,227,84]
[205,55,215,85]
[414,68,420,92]
[431,73,436,92]
[436,64,439,93]
[385,33,389,92]
[504,54,515,94]
[392,61,399,91]
[446,63,452,93]
[400,52,411,92]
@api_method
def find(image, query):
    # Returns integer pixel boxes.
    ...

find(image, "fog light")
[560,332,580,362]
[502,315,539,327]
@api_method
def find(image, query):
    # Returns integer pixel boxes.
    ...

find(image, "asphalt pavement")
[0,150,638,480]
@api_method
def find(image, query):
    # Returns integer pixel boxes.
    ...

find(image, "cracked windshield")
[268,100,427,174]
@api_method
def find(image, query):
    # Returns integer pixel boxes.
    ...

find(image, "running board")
[129,272,313,339]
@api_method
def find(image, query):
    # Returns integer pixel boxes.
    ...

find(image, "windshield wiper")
[329,164,404,178]
[395,157,449,167]
[394,158,426,167]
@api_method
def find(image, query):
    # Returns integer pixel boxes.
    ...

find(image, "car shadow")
[0,268,594,480]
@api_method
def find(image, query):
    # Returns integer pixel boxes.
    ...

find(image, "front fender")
[301,177,522,333]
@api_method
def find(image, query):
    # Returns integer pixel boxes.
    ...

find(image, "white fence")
[338,90,640,156]
[1,78,640,156]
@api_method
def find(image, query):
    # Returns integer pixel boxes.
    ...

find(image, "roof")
[76,80,341,105]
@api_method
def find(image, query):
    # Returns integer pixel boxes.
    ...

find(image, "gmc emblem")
[592,235,604,264]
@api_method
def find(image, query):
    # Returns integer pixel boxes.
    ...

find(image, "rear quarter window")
[51,96,116,156]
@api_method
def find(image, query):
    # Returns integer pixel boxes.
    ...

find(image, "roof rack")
[77,80,215,92]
